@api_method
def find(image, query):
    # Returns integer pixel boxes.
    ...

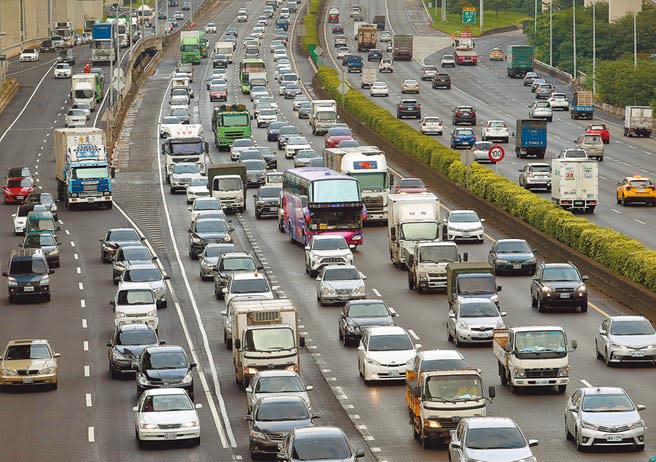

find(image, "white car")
[369,81,389,97]
[528,100,553,122]
[595,315,656,365]
[245,371,313,413]
[256,108,278,128]
[223,272,275,306]
[273,49,289,62]
[133,388,201,446]
[379,31,393,42]
[336,47,350,59]
[54,63,72,78]
[19,48,39,62]
[251,26,266,39]
[304,235,354,277]
[548,92,570,111]
[65,109,87,128]
[205,22,217,33]
[118,262,170,308]
[443,210,485,243]
[186,177,210,204]
[481,120,510,143]
[378,58,393,73]
[471,141,494,163]
[237,12,248,22]
[357,326,418,384]
[441,54,455,67]
[188,197,223,223]
[315,264,367,305]
[447,298,506,346]
[169,162,202,193]
[285,136,312,159]
[420,116,443,135]
[111,284,159,331]
[70,103,91,120]
[230,138,257,161]
[12,205,32,235]
[449,418,538,462]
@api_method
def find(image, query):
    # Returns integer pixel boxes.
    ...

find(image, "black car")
[297,101,312,119]
[188,218,233,259]
[432,73,451,89]
[267,121,288,141]
[2,249,54,303]
[367,49,383,62]
[107,323,163,378]
[530,262,589,312]
[279,427,365,462]
[488,239,537,275]
[40,39,54,52]
[332,24,344,34]
[213,252,260,298]
[396,99,421,119]
[277,125,300,150]
[213,54,229,68]
[100,228,144,263]
[452,105,476,125]
[338,299,397,346]
[247,396,316,458]
[253,146,277,169]
[112,244,155,284]
[56,49,75,65]
[254,185,282,219]
[135,345,196,399]
[21,232,61,268]
[243,159,267,187]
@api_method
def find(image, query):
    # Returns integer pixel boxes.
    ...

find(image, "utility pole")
[0,32,6,87]
[573,0,577,82]
[549,1,553,66]
[592,0,596,94]
[480,0,484,33]
[633,7,637,68]
[534,0,537,33]
[442,0,447,23]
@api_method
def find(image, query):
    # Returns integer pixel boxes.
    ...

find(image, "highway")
[1,0,654,461]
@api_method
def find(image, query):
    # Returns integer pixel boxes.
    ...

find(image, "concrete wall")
[52,0,104,31]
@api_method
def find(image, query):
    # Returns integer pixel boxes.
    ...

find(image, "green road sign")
[462,7,476,24]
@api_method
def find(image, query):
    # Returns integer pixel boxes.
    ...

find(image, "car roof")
[495,238,528,244]
[418,349,464,360]
[255,395,307,405]
[450,209,476,214]
[124,262,159,270]
[322,264,357,271]
[608,315,649,323]
[347,299,385,307]
[6,338,50,346]
[232,271,267,280]
[542,262,576,268]
[253,370,301,379]
[312,234,346,241]
[293,426,346,438]
[367,325,408,336]
[141,387,190,397]
[116,322,155,333]
[220,252,253,259]
[458,297,497,305]
[579,386,627,395]
[144,345,185,354]
[117,282,154,291]
[465,417,518,429]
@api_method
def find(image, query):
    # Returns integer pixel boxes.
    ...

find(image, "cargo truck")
[493,326,576,394]
[373,15,386,30]
[180,31,201,64]
[453,32,477,65]
[360,68,377,88]
[388,193,441,267]
[405,242,460,293]
[54,128,112,210]
[357,24,377,52]
[161,125,208,182]
[53,21,74,48]
[208,163,247,213]
[392,35,413,61]
[71,74,97,111]
[323,146,389,222]
[407,369,494,447]
[624,106,653,138]
[505,45,534,78]
[310,100,338,135]
[214,41,234,62]
[551,158,598,213]
[571,91,594,120]
[91,23,116,64]
[353,21,366,38]
[515,119,547,158]
[446,262,500,309]
[199,30,209,58]
[212,104,252,150]
[225,299,305,388]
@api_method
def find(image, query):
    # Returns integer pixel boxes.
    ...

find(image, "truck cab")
[406,242,460,293]
[209,164,247,213]
[446,262,500,309]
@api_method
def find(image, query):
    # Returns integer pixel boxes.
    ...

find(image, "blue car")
[450,128,476,149]
[367,49,383,62]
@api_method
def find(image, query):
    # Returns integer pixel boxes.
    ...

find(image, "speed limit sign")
[488,144,505,163]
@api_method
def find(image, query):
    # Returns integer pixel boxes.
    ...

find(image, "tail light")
[626,186,632,191]
[650,186,655,191]
[456,111,461,117]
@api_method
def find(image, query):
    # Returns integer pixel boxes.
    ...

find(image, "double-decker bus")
[281,168,366,247]
[239,58,266,94]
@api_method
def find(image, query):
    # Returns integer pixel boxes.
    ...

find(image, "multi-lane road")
[1,0,655,461]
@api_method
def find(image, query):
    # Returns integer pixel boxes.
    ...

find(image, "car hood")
[106,239,142,248]
[366,349,415,364]
[194,231,228,240]
[323,280,364,290]
[581,410,641,427]
[448,221,481,230]
[310,249,351,259]
[254,418,313,434]
[116,303,158,315]
[460,316,501,329]
[11,274,45,284]
[144,368,188,381]
[140,409,198,426]
[464,447,532,462]
[347,316,394,329]
[120,280,165,291]
[1,358,53,370]
[544,280,582,290]
[115,344,152,358]
[608,333,656,348]
[496,252,534,262]
[5,187,32,195]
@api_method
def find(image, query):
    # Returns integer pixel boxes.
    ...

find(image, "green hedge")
[314,67,656,292]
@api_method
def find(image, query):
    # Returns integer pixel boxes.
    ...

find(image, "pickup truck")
[396,99,421,119]
[346,55,363,73]
[405,241,460,293]
[493,326,576,394]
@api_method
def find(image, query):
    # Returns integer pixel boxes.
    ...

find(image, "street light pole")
[633,7,637,68]
[592,0,596,94]
[0,32,6,87]
[442,0,447,23]
[534,0,537,33]
[480,0,484,33]
[573,0,577,82]
[549,1,553,66]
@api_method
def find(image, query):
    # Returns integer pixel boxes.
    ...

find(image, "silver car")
[565,387,645,451]
[528,100,553,122]
[245,371,313,413]
[118,262,170,308]
[169,162,202,193]
[471,141,494,163]
[595,316,656,365]
[315,265,367,305]
[446,298,506,346]
[518,163,552,191]
[304,235,353,277]
[198,243,235,281]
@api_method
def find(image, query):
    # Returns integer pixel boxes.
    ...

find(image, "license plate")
[17,196,24,200]
[536,379,550,385]
[560,293,570,299]
[23,377,33,384]
[607,434,624,442]
[388,370,401,376]
[23,286,35,292]
[164,433,176,440]
[87,197,95,202]
[513,264,522,269]
[631,351,644,357]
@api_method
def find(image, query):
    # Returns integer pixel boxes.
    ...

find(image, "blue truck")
[55,128,113,210]
[346,55,363,73]
[91,23,116,64]
[515,119,547,158]
[571,91,594,120]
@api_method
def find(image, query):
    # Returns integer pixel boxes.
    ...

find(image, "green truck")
[91,68,105,103]
[446,262,501,309]
[180,31,201,64]
[505,45,534,78]
[199,30,208,58]
[211,104,252,150]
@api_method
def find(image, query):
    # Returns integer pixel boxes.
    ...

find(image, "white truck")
[323,146,389,222]
[551,158,598,213]
[353,20,366,38]
[227,299,305,388]
[388,193,441,267]
[71,74,97,111]
[310,99,338,135]
[161,125,208,181]
[493,326,577,394]
[624,105,653,138]
[360,68,377,89]
[214,41,235,62]
[405,241,460,293]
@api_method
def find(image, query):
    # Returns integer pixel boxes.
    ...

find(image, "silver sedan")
[315,265,367,305]
[595,316,656,365]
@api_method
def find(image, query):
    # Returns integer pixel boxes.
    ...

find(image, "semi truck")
[388,193,441,267]
[453,32,477,65]
[54,128,112,210]
[208,163,247,213]
[212,104,252,150]
[446,262,500,309]
[405,241,460,293]
[71,74,97,111]
[551,158,598,213]
[309,100,338,135]
[505,45,534,78]
[226,299,305,388]
[407,369,494,447]
[515,119,547,158]
[180,31,201,64]
[624,106,653,138]
[323,146,389,222]
[161,125,208,182]
[392,35,413,61]
[493,326,576,394]
[91,23,116,64]
[356,24,377,52]
[571,91,594,120]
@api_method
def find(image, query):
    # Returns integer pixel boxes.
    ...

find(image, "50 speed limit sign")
[487,144,505,163]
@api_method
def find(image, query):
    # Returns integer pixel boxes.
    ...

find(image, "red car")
[585,123,610,144]
[3,177,34,204]
[324,127,353,148]
[209,84,228,102]
[391,177,429,194]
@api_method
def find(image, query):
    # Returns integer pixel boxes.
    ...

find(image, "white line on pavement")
[83,341,88,351]
[84,365,90,377]
[87,427,95,443]
[580,378,593,387]
[408,329,420,340]
[86,393,92,407]
[372,288,381,296]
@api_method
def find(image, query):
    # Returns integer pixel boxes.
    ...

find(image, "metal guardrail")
[534,59,573,84]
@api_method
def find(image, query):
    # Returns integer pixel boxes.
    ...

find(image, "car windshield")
[124,268,161,282]
[17,206,34,217]
[515,330,566,353]
[450,212,479,223]
[68,109,86,117]
[189,177,208,187]
[9,258,48,275]
[173,164,198,174]
[419,245,458,263]
[610,320,655,336]
[5,344,51,360]
[194,200,220,210]
[459,301,499,318]
[313,238,348,250]
[258,187,282,198]
[149,394,194,412]
[231,278,270,294]
[195,220,227,233]
[244,327,295,351]
[426,376,483,401]
[496,241,531,253]
[328,128,351,136]
[323,268,360,281]
[108,230,139,241]
[465,426,526,450]
[475,142,493,150]
[223,258,256,271]
[233,139,254,148]
[400,222,439,241]
[216,178,241,191]
[117,289,154,305]
[244,160,266,171]
[292,434,351,460]
[255,376,304,393]
[542,266,580,281]
[582,394,634,412]
[348,302,388,318]
[24,234,57,247]
[368,333,413,351]
[399,179,424,188]
[162,116,181,124]
[117,329,157,345]
[7,178,31,188]
[256,400,309,421]
[455,129,474,136]
[145,351,187,369]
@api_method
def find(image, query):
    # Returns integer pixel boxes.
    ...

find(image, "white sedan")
[472,141,494,163]
[65,109,87,128]
[548,93,570,111]
[420,116,443,135]
[369,81,389,97]
[19,48,39,62]
[133,388,201,447]
[443,209,485,243]
[357,326,418,384]
[205,22,217,33]
[481,120,510,143]
[54,63,72,79]
[186,177,210,204]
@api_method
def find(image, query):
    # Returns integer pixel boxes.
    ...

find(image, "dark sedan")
[135,345,196,399]
[488,239,537,275]
[100,228,144,263]
[267,121,288,141]
[188,218,233,259]
[338,299,397,346]
[107,323,162,378]
[254,185,282,219]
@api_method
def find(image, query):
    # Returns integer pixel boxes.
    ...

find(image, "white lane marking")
[74,253,79,260]
[580,378,593,387]
[80,299,86,308]
[87,426,95,443]
[65,229,70,235]
[84,365,90,377]
[635,219,646,225]
[372,288,381,296]
[388,307,397,316]
[78,282,84,290]
[610,208,623,214]
[70,241,76,247]
[57,219,63,225]
[82,319,87,329]
[76,267,81,274]
[86,393,92,407]
[408,329,420,340]
[83,341,89,351]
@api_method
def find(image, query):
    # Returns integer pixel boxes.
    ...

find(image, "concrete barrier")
[0,78,19,115]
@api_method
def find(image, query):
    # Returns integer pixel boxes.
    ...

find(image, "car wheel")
[557,385,567,394]
[447,326,453,342]
[192,436,201,447]
[579,302,588,313]
[499,362,507,385]
[575,429,585,452]
[224,332,232,350]
[565,418,573,441]
[604,348,612,367]
[537,297,545,313]
[595,340,603,360]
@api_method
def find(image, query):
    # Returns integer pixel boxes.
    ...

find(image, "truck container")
[551,158,598,213]
[54,21,74,47]
[180,31,201,65]
[226,299,304,388]
[571,91,594,120]
[91,23,116,64]
[454,32,477,65]
[357,24,377,52]
[446,262,500,309]
[515,119,547,158]
[388,193,441,267]
[310,100,338,135]
[198,30,208,58]
[214,41,234,62]
[624,106,653,138]
[71,74,97,111]
[392,35,413,61]
[353,21,366,38]
[360,68,377,88]
[323,146,389,222]
[161,124,208,181]
[54,128,112,210]
[372,15,386,30]
[208,163,247,213]
[405,241,460,293]
[212,104,252,149]
[493,326,576,394]
[505,45,534,78]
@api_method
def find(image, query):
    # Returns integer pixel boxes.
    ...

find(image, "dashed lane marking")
[84,365,90,377]
[372,288,381,296]
[86,393,92,407]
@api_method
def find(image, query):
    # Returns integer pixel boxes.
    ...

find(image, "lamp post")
[442,0,447,23]
[592,0,596,94]
[633,6,637,68]
[534,0,537,33]
[549,1,553,67]
[0,32,6,87]
[572,0,577,82]
[480,0,484,33]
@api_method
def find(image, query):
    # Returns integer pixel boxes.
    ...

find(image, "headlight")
[512,367,525,378]
[495,319,506,329]
[321,286,336,295]
[250,430,267,440]
[628,420,644,430]
[424,420,441,428]
[582,421,599,430]
[191,237,202,244]
[138,374,150,385]
[366,357,381,366]
[456,320,468,330]
[182,420,199,428]
[405,358,415,366]
[140,423,157,429]
[526,258,537,264]
[147,310,157,317]
[577,284,587,294]
[610,342,628,350]
[202,260,213,268]
[351,234,363,241]
[418,272,428,281]
[39,277,50,286]
[112,350,127,360]
[558,365,570,377]
[354,286,367,295]
[495,259,509,265]
[39,366,56,374]
[7,277,17,287]
[1,368,18,376]
[224,235,232,242]
[256,200,265,205]
[182,372,193,384]
[115,311,127,318]
[541,286,552,293]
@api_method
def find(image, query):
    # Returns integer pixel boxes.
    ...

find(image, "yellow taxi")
[489,47,505,61]
[616,176,656,206]
[0,339,59,390]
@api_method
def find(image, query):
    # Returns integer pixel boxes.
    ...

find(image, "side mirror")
[132,406,138,412]
[354,449,365,458]
[582,275,589,281]
[49,269,55,274]
[195,403,203,409]
[106,341,112,347]
[360,272,367,280]
[463,252,468,262]
[272,285,280,291]
[415,343,422,349]
[450,442,462,450]
[276,455,288,461]
[163,275,171,280]
[110,300,116,306]
[234,339,241,350]
[480,218,485,222]
[159,340,167,345]
[488,385,496,398]
[637,404,646,411]
[299,336,306,348]
[222,288,228,293]
[496,285,502,292]
[311,413,321,420]
[244,415,253,421]
[315,276,321,281]
[257,265,264,270]
[306,385,314,391]
[304,246,310,250]
[245,386,253,393]
[204,142,209,153]
[500,311,508,317]
[528,439,539,448]
[568,405,577,412]
[448,311,456,318]
[571,339,578,350]
[190,362,197,368]
[54,353,61,358]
